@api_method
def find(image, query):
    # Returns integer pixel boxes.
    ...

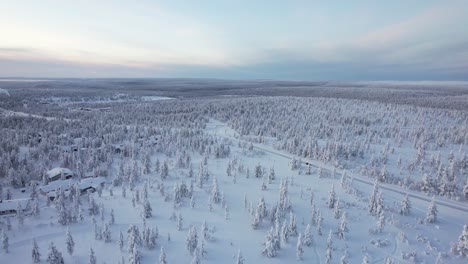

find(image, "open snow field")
[0,80,467,264]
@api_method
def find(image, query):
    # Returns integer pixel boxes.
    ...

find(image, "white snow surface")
[1,119,467,264]
[0,88,9,96]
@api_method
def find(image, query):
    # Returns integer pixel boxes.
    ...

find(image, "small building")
[40,177,106,200]
[78,177,106,195]
[0,198,31,217]
[39,179,74,195]
[46,167,73,182]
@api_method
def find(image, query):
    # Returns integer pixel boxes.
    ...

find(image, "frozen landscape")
[0,79,467,264]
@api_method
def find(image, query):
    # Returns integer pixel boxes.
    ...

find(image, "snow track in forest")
[208,119,468,216]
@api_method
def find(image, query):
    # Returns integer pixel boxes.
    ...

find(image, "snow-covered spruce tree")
[208,195,213,212]
[6,216,11,231]
[326,230,333,264]
[384,256,394,264]
[334,198,341,219]
[88,195,99,216]
[399,194,411,216]
[236,249,245,264]
[368,180,379,216]
[46,242,64,264]
[119,230,124,251]
[186,225,198,256]
[310,203,317,225]
[177,213,183,231]
[143,199,152,218]
[435,252,443,264]
[221,192,226,208]
[255,163,263,178]
[32,238,41,263]
[281,221,289,245]
[269,167,275,182]
[376,191,384,217]
[159,246,167,264]
[127,225,141,253]
[362,255,370,264]
[318,166,324,178]
[155,159,160,174]
[143,181,149,200]
[135,190,140,204]
[279,177,288,213]
[425,197,438,224]
[378,211,385,233]
[261,176,267,191]
[225,205,230,220]
[190,250,201,264]
[226,162,232,177]
[103,223,112,242]
[211,177,220,204]
[257,197,267,219]
[32,198,40,217]
[262,227,277,258]
[316,210,323,236]
[122,185,127,198]
[30,181,38,199]
[455,224,468,257]
[17,202,24,226]
[94,222,102,240]
[148,228,157,250]
[188,163,194,178]
[328,184,336,209]
[128,244,142,264]
[201,220,209,241]
[340,171,347,189]
[251,209,260,229]
[337,213,348,239]
[110,208,115,225]
[199,239,207,258]
[57,202,68,226]
[2,230,8,253]
[88,247,97,264]
[66,227,75,255]
[160,161,169,181]
[191,195,195,209]
[304,224,313,246]
[289,212,298,237]
[6,188,12,200]
[296,233,304,260]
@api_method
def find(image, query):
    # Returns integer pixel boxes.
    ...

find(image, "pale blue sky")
[0,0,467,80]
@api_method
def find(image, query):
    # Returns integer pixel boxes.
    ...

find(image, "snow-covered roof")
[0,198,30,212]
[40,179,74,193]
[40,177,106,194]
[79,177,106,189]
[46,167,73,178]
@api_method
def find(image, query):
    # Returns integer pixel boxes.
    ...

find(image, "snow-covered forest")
[0,79,467,264]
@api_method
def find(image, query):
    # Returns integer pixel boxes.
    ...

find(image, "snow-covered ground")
[0,87,467,264]
[1,118,466,264]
